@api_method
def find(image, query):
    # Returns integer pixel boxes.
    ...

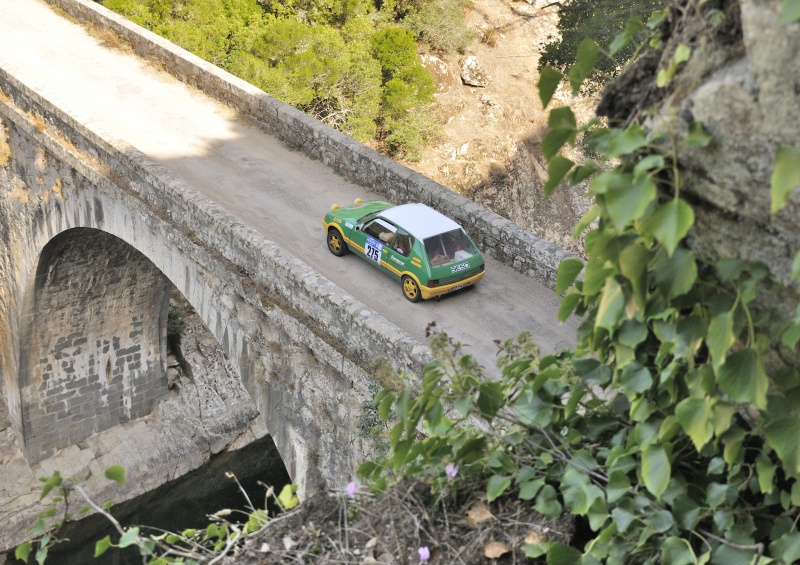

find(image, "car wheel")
[327,229,348,257]
[402,276,422,303]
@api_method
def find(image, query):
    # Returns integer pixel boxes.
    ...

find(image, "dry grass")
[226,479,573,564]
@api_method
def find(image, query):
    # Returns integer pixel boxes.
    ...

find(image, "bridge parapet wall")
[43,0,573,290]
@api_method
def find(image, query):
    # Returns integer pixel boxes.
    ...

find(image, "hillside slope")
[411,0,593,255]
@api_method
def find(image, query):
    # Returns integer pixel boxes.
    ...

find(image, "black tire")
[327,229,348,257]
[402,276,422,303]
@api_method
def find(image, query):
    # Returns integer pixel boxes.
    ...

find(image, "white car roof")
[380,203,461,240]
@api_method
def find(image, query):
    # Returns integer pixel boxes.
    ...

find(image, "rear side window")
[424,229,478,266]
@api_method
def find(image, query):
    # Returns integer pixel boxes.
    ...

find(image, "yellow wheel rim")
[329,233,342,252]
[403,278,418,299]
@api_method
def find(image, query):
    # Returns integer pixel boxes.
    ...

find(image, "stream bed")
[9,435,290,564]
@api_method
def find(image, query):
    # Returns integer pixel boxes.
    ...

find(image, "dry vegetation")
[227,480,573,564]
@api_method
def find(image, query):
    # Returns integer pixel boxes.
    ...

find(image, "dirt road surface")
[0,0,579,372]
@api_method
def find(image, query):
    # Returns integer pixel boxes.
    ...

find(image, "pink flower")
[345,481,358,499]
[445,462,458,479]
[418,546,431,562]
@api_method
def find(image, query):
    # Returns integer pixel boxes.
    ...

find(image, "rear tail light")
[428,280,440,288]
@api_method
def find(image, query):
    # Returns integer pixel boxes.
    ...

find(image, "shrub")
[406,0,474,53]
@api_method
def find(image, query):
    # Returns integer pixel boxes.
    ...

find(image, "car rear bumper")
[420,270,485,300]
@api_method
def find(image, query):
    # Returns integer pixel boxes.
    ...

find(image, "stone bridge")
[0,0,576,550]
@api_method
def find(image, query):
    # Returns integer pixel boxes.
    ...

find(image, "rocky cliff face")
[599,0,800,285]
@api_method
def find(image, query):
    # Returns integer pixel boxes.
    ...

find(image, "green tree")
[540,0,666,82]
[371,26,437,159]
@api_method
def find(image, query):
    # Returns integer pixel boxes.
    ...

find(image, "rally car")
[322,199,485,302]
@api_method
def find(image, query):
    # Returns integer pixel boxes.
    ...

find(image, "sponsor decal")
[345,222,354,229]
[391,256,405,266]
[450,262,470,274]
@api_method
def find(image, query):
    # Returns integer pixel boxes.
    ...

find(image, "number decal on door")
[365,237,383,264]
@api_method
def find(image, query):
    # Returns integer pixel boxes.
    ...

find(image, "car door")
[355,217,398,278]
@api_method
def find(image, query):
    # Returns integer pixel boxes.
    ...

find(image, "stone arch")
[17,227,171,464]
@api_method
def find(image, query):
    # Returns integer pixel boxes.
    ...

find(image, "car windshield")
[423,229,478,267]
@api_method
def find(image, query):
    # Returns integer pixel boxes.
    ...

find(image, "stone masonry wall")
[18,228,170,463]
[41,0,573,289]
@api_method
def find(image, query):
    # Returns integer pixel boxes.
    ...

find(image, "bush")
[360,9,800,562]
[406,0,474,53]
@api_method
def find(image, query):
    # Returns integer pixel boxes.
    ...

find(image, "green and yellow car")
[323,199,486,302]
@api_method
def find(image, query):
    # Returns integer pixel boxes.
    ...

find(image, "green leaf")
[675,397,714,451]
[558,289,582,322]
[562,468,603,515]
[453,395,472,418]
[642,199,695,256]
[104,465,126,487]
[568,38,599,93]
[642,444,670,498]
[685,120,713,148]
[519,478,544,500]
[619,243,648,311]
[646,509,674,533]
[95,536,112,557]
[716,348,768,409]
[477,381,504,419]
[707,311,736,372]
[765,417,800,476]
[653,249,697,299]
[547,106,576,133]
[595,277,625,330]
[771,531,800,563]
[606,125,649,158]
[15,542,32,562]
[780,0,800,23]
[610,17,644,56]
[570,162,597,185]
[603,174,657,230]
[486,474,511,502]
[544,156,574,196]
[35,545,48,565]
[542,129,573,161]
[716,257,743,283]
[611,506,637,533]
[534,484,562,518]
[515,389,554,427]
[572,206,599,239]
[378,392,394,421]
[657,44,692,87]
[634,154,666,177]
[523,542,548,558]
[537,66,563,108]
[556,258,584,294]
[771,145,800,213]
[756,455,776,494]
[39,471,62,501]
[661,536,696,565]
[278,484,299,510]
[619,362,653,395]
[604,472,631,507]
[547,542,583,565]
[119,528,140,548]
[617,319,648,348]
